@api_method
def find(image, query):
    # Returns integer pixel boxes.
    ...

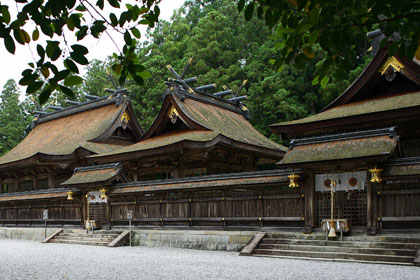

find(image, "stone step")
[59,233,120,239]
[257,243,417,256]
[252,249,415,263]
[265,233,420,243]
[261,238,420,250]
[48,239,110,246]
[251,254,414,266]
[53,236,114,243]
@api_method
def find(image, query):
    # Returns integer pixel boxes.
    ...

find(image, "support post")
[303,171,315,233]
[366,180,376,235]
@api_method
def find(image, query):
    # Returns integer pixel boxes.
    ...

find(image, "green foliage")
[0,0,161,104]
[0,80,32,155]
[239,0,420,87]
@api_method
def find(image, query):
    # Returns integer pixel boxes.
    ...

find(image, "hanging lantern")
[288,174,300,188]
[99,188,107,199]
[368,167,383,183]
[66,191,74,200]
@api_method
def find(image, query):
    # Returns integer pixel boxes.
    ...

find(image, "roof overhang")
[0,187,80,202]
[279,127,398,166]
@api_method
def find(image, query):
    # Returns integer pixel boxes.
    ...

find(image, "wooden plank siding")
[0,198,82,226]
[110,184,304,228]
[378,180,420,229]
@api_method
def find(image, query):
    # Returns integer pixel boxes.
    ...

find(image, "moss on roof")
[179,98,286,151]
[0,103,124,167]
[280,135,397,164]
[61,167,120,186]
[272,91,420,127]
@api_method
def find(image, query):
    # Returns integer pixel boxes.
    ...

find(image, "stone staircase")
[46,229,127,247]
[242,232,420,266]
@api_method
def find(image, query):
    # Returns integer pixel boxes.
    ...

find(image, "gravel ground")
[0,240,419,280]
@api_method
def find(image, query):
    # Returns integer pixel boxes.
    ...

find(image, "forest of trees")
[0,0,370,156]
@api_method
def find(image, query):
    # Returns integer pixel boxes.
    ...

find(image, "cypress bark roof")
[280,128,398,165]
[272,90,420,127]
[61,163,124,187]
[383,157,420,177]
[0,96,142,169]
[90,88,286,162]
[270,45,420,136]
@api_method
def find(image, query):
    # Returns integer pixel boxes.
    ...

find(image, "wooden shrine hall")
[0,46,419,235]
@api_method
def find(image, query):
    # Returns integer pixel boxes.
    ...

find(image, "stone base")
[133,230,256,251]
[302,227,313,234]
[366,226,377,235]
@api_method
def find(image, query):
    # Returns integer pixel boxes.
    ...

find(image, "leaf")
[309,8,320,24]
[70,52,89,65]
[59,85,75,97]
[64,75,83,87]
[124,31,132,45]
[1,6,10,23]
[108,0,120,8]
[32,29,39,41]
[244,2,254,21]
[26,81,44,94]
[36,44,45,58]
[110,13,118,26]
[416,45,420,60]
[71,44,88,54]
[238,0,245,12]
[4,35,15,54]
[96,0,104,9]
[312,75,319,86]
[137,71,152,79]
[320,75,330,88]
[64,59,79,73]
[303,47,315,59]
[133,74,144,85]
[53,70,71,81]
[112,63,122,75]
[288,0,298,7]
[41,66,50,78]
[39,87,52,105]
[308,30,319,46]
[131,27,141,39]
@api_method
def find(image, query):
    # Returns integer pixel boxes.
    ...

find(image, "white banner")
[87,191,107,203]
[315,171,366,192]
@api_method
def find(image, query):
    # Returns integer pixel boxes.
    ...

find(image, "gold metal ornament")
[379,56,404,75]
[99,188,107,199]
[120,111,130,129]
[66,191,74,200]
[369,167,383,183]
[288,174,300,188]
[167,105,179,124]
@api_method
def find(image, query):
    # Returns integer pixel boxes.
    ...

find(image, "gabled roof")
[61,163,128,187]
[270,46,420,136]
[0,94,143,169]
[90,84,286,163]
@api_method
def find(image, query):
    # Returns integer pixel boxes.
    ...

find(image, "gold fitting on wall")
[258,195,262,199]
[377,191,381,195]
[120,111,130,129]
[301,217,305,221]
[99,188,107,199]
[258,217,262,221]
[369,167,383,183]
[66,191,74,200]
[189,199,192,202]
[377,217,382,221]
[288,174,300,188]
[222,217,225,221]
[221,197,224,201]
[301,194,305,198]
[160,200,162,203]
[189,218,192,221]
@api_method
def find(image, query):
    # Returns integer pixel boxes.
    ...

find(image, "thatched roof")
[61,163,125,187]
[90,87,286,162]
[0,95,143,169]
[280,128,398,165]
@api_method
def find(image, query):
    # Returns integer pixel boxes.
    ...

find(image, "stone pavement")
[0,239,419,280]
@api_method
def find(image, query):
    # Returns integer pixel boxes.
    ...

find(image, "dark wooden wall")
[0,198,82,226]
[110,184,304,228]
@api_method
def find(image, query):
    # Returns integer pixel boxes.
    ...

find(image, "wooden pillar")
[303,171,315,233]
[0,178,3,194]
[366,180,374,234]
[48,169,54,189]
[107,195,112,229]
[81,191,87,227]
